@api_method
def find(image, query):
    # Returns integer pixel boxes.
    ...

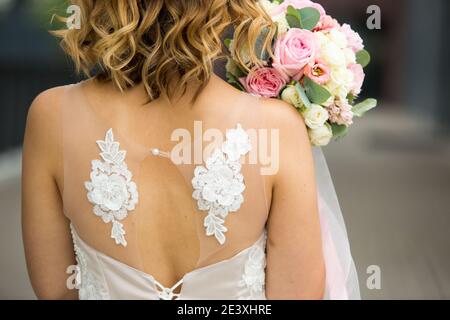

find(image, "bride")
[22,0,359,300]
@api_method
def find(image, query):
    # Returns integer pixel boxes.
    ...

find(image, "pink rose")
[273,28,318,81]
[313,15,340,32]
[340,23,364,53]
[328,97,354,126]
[270,0,326,17]
[304,59,331,85]
[348,63,365,95]
[239,67,288,98]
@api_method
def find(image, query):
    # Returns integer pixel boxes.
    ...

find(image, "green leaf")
[286,6,320,30]
[286,6,301,28]
[331,124,349,140]
[352,98,378,117]
[286,15,301,28]
[298,7,320,30]
[356,49,371,68]
[224,39,232,49]
[226,72,245,91]
[303,77,332,105]
[347,93,356,104]
[295,83,311,109]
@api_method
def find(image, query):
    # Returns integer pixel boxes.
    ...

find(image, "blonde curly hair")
[53,0,276,101]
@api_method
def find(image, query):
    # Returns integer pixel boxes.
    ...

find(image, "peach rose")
[239,67,288,98]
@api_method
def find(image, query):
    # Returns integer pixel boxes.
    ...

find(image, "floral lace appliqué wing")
[191,124,251,245]
[84,129,139,247]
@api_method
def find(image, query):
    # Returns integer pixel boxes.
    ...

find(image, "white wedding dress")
[61,82,360,300]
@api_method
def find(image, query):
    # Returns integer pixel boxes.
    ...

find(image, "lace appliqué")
[70,226,109,300]
[238,234,267,300]
[85,129,139,246]
[191,124,251,245]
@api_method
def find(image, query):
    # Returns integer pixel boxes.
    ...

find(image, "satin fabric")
[70,225,267,300]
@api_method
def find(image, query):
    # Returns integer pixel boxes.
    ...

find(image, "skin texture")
[22,74,325,299]
[22,87,77,299]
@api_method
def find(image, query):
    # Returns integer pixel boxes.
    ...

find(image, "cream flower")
[330,67,354,89]
[303,104,329,130]
[319,40,346,67]
[308,124,333,146]
[328,29,348,49]
[281,85,303,109]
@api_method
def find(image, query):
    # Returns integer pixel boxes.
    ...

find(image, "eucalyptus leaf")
[226,72,245,91]
[286,15,301,28]
[286,6,301,28]
[303,77,331,105]
[331,124,349,139]
[286,6,320,30]
[298,7,320,30]
[287,5,300,19]
[356,49,371,68]
[295,83,311,109]
[352,98,378,117]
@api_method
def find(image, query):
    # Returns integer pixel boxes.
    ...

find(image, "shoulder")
[258,98,313,169]
[24,85,73,167]
[26,85,71,129]
[259,97,306,127]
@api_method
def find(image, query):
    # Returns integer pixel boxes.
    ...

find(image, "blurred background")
[0,0,449,299]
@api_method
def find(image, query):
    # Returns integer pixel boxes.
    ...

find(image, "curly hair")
[53,0,276,102]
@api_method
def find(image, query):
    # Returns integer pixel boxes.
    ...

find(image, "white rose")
[281,85,303,109]
[303,104,329,130]
[281,86,303,108]
[328,29,348,49]
[326,80,351,100]
[308,124,333,146]
[320,41,346,67]
[330,66,354,90]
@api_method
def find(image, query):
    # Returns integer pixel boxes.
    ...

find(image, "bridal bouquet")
[225,0,377,146]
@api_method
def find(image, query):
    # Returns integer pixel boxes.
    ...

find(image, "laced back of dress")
[61,80,271,292]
